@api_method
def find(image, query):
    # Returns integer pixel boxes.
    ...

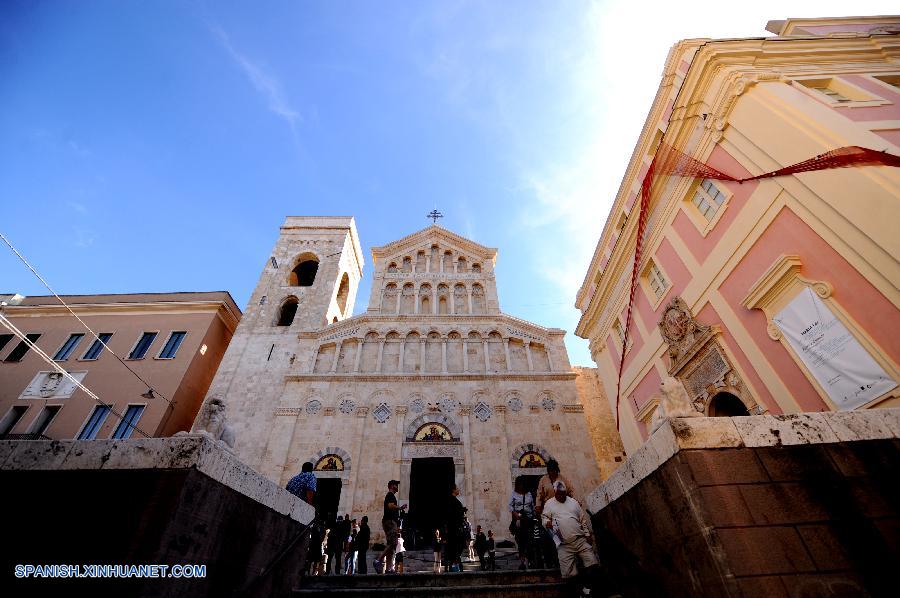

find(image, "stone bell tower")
[203,216,364,470]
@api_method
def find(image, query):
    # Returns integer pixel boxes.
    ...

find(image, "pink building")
[575,16,900,453]
[0,292,240,441]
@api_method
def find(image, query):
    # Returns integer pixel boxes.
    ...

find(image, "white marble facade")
[205,217,603,539]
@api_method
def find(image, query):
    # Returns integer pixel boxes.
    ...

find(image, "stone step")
[293,580,570,597]
[298,569,564,590]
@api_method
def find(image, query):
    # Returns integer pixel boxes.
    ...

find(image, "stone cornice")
[371,225,498,266]
[309,312,566,342]
[3,300,241,332]
[284,373,578,383]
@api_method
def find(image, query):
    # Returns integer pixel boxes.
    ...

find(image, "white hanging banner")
[773,287,896,410]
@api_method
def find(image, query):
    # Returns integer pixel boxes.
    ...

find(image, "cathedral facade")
[207,217,614,540]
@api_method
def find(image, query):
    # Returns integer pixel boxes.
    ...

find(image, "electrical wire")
[0,231,172,405]
[0,312,152,439]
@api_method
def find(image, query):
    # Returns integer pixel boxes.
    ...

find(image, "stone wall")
[586,411,900,597]
[572,366,626,480]
[0,436,315,597]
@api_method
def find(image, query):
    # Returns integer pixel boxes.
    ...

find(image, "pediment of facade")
[371,225,498,266]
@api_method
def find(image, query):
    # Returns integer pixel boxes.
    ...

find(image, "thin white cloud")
[66,200,87,213]
[73,227,95,248]
[210,24,301,134]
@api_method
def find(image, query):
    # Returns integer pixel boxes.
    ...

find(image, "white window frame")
[868,73,900,93]
[611,317,632,355]
[79,332,114,361]
[126,331,159,360]
[53,333,86,362]
[111,404,146,439]
[76,404,111,440]
[641,259,672,309]
[793,76,889,108]
[155,331,188,360]
[684,178,731,236]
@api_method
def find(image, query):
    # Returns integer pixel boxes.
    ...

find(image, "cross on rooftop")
[426,209,443,224]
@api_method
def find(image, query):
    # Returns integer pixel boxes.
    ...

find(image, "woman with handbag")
[508,478,535,570]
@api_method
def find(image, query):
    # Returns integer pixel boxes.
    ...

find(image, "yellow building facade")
[576,16,900,453]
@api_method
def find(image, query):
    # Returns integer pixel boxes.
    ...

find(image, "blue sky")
[1,1,895,366]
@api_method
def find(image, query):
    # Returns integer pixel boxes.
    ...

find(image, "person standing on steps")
[542,480,602,594]
[509,477,535,570]
[445,484,467,572]
[432,529,443,573]
[356,516,370,574]
[486,530,496,571]
[286,461,317,505]
[474,525,487,571]
[376,479,406,574]
[344,518,358,575]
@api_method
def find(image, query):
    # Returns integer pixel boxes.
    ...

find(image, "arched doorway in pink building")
[708,392,750,417]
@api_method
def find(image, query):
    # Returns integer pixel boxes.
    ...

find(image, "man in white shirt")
[541,480,600,592]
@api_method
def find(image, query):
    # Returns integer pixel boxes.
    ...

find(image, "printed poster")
[773,287,896,410]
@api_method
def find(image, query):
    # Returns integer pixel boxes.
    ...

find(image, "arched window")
[457,256,468,273]
[472,284,486,314]
[443,251,453,272]
[402,256,412,273]
[420,283,432,314]
[290,254,319,286]
[387,262,398,273]
[382,283,398,313]
[453,284,468,314]
[336,273,350,315]
[276,296,299,326]
[472,263,482,273]
[415,250,427,273]
[430,245,440,271]
[708,392,750,417]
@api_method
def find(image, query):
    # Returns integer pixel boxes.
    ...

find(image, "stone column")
[467,287,473,314]
[425,256,431,273]
[376,340,385,372]
[546,349,554,372]
[450,290,456,315]
[525,342,534,372]
[414,289,420,314]
[483,339,490,371]
[432,287,438,314]
[330,340,342,373]
[462,339,469,372]
[419,338,426,372]
[399,338,406,372]
[353,340,363,372]
[442,339,448,373]
[503,339,512,372]
[395,289,402,315]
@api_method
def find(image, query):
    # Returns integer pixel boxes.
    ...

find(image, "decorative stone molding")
[659,295,759,416]
[472,402,492,422]
[306,400,322,415]
[274,407,302,416]
[323,407,335,416]
[562,404,584,413]
[373,403,391,423]
[395,405,408,416]
[402,442,463,459]
[741,254,832,340]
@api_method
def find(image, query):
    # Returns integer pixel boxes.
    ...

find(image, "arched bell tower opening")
[290,253,320,287]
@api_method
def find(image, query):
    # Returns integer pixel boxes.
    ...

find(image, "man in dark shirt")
[356,516,371,574]
[376,479,406,573]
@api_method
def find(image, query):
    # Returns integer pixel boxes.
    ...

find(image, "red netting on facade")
[614,145,900,430]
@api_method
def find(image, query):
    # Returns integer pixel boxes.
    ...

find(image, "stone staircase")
[294,550,572,597]
[293,567,570,597]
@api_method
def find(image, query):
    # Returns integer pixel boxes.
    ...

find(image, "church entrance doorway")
[315,478,342,524]
[409,457,455,549]
[708,392,750,417]
[515,474,542,499]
